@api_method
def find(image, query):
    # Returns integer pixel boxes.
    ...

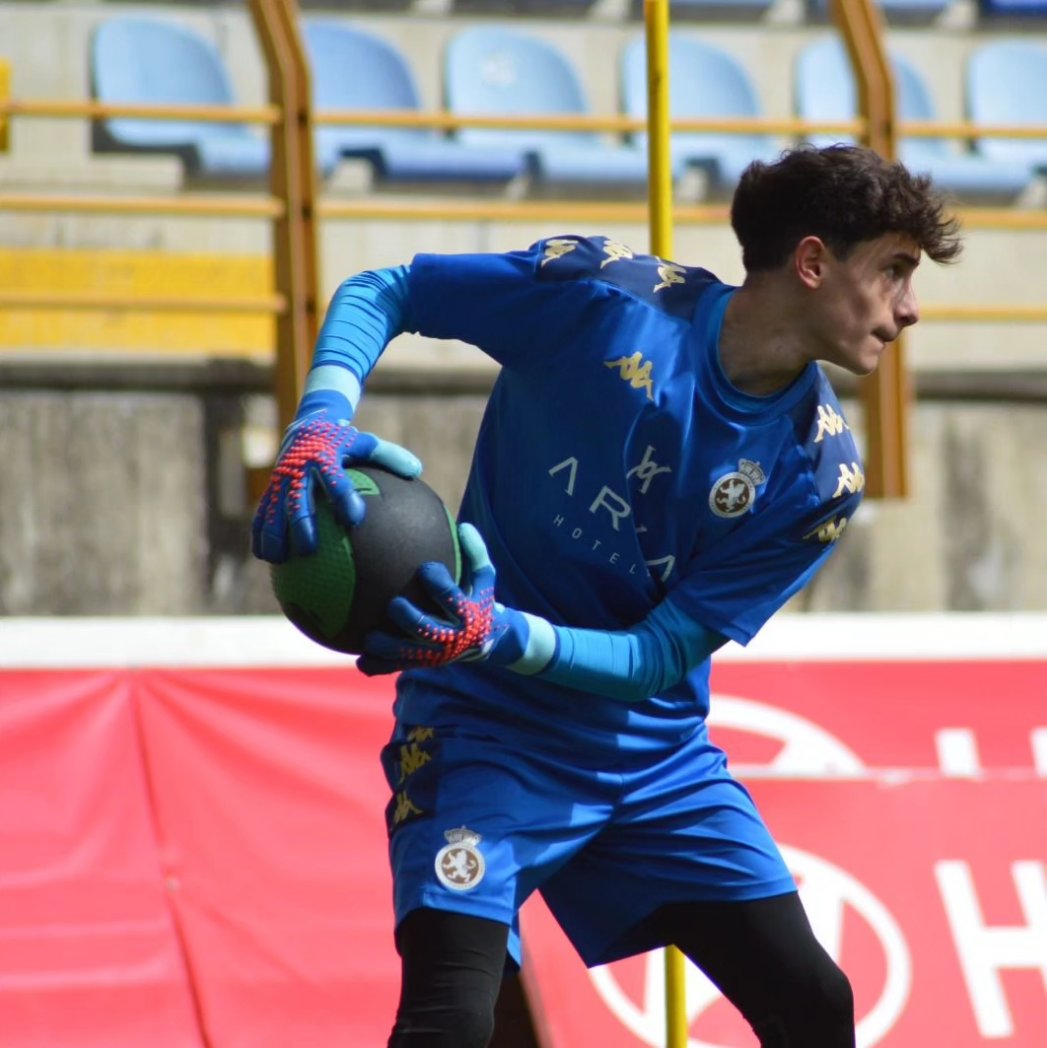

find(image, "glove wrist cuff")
[297,368,361,423]
[504,612,557,676]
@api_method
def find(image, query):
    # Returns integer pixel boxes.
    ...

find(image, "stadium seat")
[518,0,598,8]
[967,41,1047,174]
[628,0,773,19]
[445,26,660,189]
[89,16,326,182]
[303,21,526,183]
[495,0,598,9]
[796,37,1035,200]
[806,0,952,23]
[673,0,773,11]
[620,34,781,194]
[452,0,597,12]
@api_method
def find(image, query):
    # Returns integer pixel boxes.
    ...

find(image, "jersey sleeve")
[406,238,590,368]
[406,235,711,370]
[669,453,863,646]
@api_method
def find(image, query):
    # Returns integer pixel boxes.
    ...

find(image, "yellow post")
[0,61,10,153]
[247,0,321,432]
[645,0,674,260]
[645,4,689,1046]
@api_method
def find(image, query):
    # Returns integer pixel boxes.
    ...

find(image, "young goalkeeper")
[252,144,961,1047]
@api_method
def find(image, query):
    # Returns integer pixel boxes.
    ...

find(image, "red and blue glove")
[251,387,422,564]
[358,523,730,701]
[358,524,555,677]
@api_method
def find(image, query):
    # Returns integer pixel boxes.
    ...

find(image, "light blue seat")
[521,0,598,8]
[454,0,597,12]
[304,22,526,183]
[796,37,1035,200]
[807,0,952,22]
[621,34,780,193]
[629,0,773,18]
[89,16,314,181]
[673,0,773,11]
[967,41,1047,174]
[445,26,659,188]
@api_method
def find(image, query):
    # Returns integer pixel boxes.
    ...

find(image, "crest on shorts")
[709,459,766,518]
[434,827,486,892]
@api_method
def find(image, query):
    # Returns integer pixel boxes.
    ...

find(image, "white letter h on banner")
[935,860,1047,1038]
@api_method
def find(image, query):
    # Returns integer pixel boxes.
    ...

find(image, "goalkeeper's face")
[809,232,922,376]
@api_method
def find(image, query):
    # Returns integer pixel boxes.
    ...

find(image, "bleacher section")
[620,32,781,194]
[304,21,528,184]
[59,4,1047,205]
[795,35,1036,199]
[967,39,1047,174]
[90,15,308,183]
[1,1,1035,205]
[445,24,657,189]
[2,0,1043,367]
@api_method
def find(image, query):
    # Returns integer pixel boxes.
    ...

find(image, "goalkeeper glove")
[251,386,422,563]
[357,523,555,676]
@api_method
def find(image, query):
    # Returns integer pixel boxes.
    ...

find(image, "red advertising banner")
[0,671,204,1048]
[0,617,1044,1047]
[135,667,400,1048]
[0,662,401,1048]
[707,659,1046,774]
[521,652,1047,1048]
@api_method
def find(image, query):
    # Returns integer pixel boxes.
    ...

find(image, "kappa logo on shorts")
[434,827,486,892]
[709,458,766,518]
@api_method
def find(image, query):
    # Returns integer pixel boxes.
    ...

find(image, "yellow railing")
[8,95,1047,140]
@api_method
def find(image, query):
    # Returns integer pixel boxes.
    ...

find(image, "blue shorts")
[380,717,794,968]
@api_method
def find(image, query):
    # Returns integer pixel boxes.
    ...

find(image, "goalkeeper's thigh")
[649,892,855,1048]
[388,907,508,1048]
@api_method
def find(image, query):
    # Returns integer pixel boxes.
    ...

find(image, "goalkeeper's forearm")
[304,265,412,411]
[509,599,727,703]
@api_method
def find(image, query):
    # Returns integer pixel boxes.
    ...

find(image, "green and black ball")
[271,466,461,656]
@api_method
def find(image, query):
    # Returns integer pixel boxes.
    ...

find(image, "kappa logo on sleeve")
[834,462,866,498]
[600,240,634,268]
[653,261,687,292]
[804,516,850,544]
[540,238,579,267]
[604,351,655,401]
[813,403,851,442]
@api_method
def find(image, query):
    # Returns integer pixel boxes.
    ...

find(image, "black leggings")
[388,893,855,1047]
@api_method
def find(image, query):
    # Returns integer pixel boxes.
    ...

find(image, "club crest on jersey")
[709,459,766,518]
[435,827,486,892]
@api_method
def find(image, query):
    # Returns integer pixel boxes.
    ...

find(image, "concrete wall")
[2,366,1046,616]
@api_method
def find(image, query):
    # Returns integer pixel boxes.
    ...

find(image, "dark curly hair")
[731,144,963,271]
